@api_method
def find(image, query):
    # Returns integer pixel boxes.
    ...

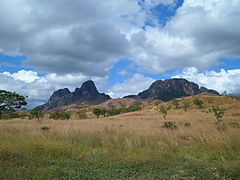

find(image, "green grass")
[0,128,240,180]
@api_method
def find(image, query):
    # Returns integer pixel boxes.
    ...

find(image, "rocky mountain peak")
[35,80,110,111]
[49,88,71,102]
[138,78,219,101]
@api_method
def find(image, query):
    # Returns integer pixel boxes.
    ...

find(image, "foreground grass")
[0,125,240,180]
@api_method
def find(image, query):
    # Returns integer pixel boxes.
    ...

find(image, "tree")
[93,108,102,118]
[172,98,180,109]
[0,90,27,118]
[193,98,204,109]
[182,100,191,112]
[30,110,45,122]
[159,105,171,119]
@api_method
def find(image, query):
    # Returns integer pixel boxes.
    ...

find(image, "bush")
[49,111,71,120]
[93,108,102,118]
[0,112,21,120]
[184,122,191,127]
[106,106,142,117]
[207,106,225,122]
[161,121,177,129]
[172,98,180,109]
[193,98,204,109]
[127,105,142,112]
[76,110,88,119]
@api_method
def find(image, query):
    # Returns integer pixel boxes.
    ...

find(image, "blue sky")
[0,0,240,107]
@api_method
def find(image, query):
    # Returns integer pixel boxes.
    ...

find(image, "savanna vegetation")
[0,93,240,179]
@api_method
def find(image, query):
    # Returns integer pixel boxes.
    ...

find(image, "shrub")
[184,122,191,127]
[76,110,88,119]
[127,105,141,112]
[172,98,180,109]
[193,98,204,109]
[161,121,177,129]
[49,111,71,120]
[93,108,102,118]
[159,105,171,119]
[229,122,240,128]
[0,112,21,120]
[207,106,225,122]
[182,100,191,112]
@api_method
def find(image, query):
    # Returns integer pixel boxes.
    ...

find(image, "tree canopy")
[0,90,27,117]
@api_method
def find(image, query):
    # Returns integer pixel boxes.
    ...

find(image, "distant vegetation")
[49,111,71,120]
[92,105,142,118]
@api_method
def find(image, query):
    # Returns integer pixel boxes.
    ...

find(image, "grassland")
[0,95,240,179]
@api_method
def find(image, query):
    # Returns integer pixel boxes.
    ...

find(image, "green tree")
[182,100,191,112]
[159,105,171,119]
[30,111,45,122]
[0,90,27,118]
[193,98,204,109]
[93,108,102,118]
[172,98,180,109]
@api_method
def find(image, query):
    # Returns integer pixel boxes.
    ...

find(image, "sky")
[0,0,240,108]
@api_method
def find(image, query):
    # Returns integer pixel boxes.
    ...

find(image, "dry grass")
[0,95,240,179]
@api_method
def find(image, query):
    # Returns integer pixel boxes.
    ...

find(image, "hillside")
[0,94,240,179]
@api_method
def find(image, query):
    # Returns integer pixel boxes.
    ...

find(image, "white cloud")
[0,70,108,108]
[173,67,240,95]
[108,73,155,98]
[129,0,240,73]
[3,70,40,83]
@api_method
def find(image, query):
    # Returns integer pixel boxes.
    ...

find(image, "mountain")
[35,80,111,111]
[124,78,219,101]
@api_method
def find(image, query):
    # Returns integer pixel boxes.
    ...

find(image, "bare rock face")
[35,80,110,111]
[137,78,219,101]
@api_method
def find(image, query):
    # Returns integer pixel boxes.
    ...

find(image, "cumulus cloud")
[129,0,240,73]
[108,73,155,98]
[0,70,108,108]
[173,67,240,95]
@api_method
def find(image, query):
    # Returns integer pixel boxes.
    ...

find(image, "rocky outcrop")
[126,78,219,102]
[35,80,110,111]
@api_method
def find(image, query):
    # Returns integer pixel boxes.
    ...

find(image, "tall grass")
[0,123,240,179]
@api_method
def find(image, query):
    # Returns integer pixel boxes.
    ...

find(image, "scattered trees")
[93,106,142,118]
[0,90,27,118]
[49,111,71,120]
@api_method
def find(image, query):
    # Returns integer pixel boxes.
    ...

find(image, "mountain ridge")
[35,78,219,111]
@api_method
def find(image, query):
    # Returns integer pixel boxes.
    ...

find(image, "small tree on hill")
[193,98,204,109]
[182,100,191,112]
[0,90,27,118]
[93,108,102,118]
[207,106,225,123]
[159,105,171,120]
[172,98,180,109]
